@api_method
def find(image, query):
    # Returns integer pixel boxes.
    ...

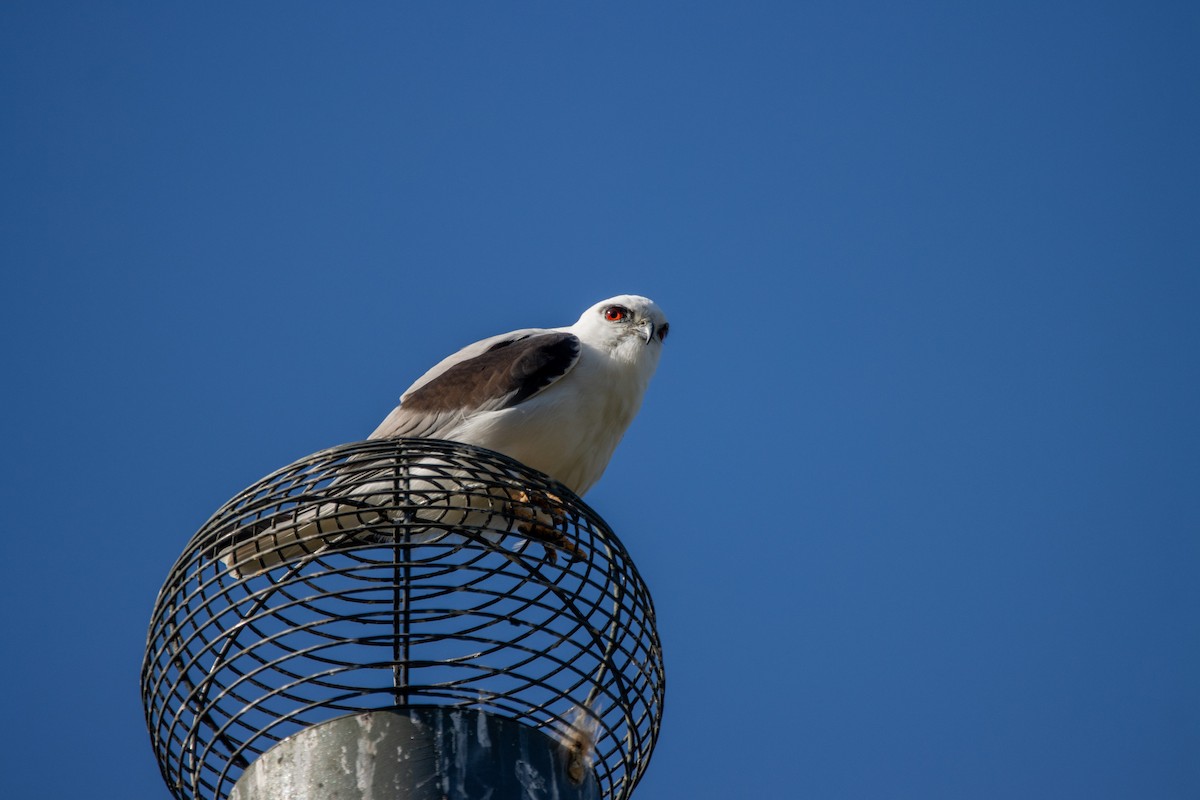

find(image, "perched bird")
[219,295,668,576]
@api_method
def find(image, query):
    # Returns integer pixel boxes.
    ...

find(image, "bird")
[217,295,669,577]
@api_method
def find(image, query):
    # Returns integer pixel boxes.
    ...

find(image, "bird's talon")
[506,488,582,563]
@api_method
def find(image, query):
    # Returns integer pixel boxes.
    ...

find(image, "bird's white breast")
[446,339,656,495]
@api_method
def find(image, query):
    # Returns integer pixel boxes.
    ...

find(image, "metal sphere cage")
[142,439,664,800]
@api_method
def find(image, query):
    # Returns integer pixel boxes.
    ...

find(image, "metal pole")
[229,708,598,800]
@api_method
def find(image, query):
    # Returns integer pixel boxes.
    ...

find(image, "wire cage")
[142,438,664,800]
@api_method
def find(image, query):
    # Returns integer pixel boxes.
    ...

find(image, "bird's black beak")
[639,321,655,345]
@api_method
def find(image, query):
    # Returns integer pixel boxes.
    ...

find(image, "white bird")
[219,295,668,576]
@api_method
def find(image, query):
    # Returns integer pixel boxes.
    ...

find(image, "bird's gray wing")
[369,329,581,440]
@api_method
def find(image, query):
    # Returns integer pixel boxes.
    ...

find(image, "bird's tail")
[216,498,390,578]
[213,467,540,578]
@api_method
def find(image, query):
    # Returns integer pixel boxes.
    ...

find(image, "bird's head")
[574,294,670,365]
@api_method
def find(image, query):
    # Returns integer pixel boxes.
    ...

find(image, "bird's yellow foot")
[507,488,582,563]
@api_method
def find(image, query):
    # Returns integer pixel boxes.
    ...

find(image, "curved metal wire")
[141,438,664,800]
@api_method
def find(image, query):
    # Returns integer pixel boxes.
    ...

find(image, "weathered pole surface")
[230,708,599,800]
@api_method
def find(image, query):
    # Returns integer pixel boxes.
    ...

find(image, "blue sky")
[3,3,1198,798]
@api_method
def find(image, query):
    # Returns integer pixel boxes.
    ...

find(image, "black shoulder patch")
[402,332,580,413]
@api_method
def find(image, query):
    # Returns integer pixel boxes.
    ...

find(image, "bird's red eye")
[603,305,628,322]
